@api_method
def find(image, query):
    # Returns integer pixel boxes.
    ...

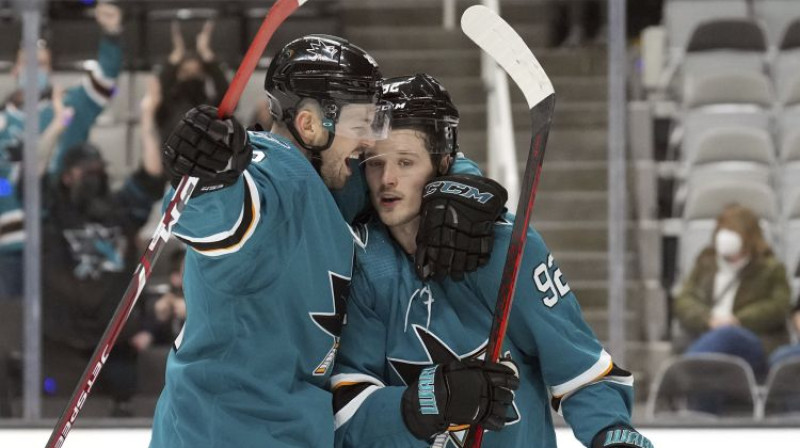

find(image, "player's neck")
[388,218,421,255]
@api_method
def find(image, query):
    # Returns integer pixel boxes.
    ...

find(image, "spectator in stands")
[40,142,162,417]
[38,69,164,417]
[0,2,123,300]
[675,204,791,381]
[154,20,229,143]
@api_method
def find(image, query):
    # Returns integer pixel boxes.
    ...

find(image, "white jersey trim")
[331,373,386,388]
[175,171,261,256]
[549,349,613,398]
[0,209,24,227]
[0,229,24,246]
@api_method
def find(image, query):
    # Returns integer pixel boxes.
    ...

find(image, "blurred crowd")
[0,3,245,417]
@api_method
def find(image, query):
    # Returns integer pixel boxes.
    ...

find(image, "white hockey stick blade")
[461,5,554,109]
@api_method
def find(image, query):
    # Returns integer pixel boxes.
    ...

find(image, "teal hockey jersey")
[332,217,634,448]
[149,132,360,448]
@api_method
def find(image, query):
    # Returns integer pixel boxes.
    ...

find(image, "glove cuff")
[592,425,653,448]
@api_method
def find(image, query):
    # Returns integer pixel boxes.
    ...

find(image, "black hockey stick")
[44,1,309,446]
[460,5,555,448]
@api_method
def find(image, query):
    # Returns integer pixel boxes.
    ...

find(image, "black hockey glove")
[163,105,253,196]
[592,425,654,448]
[401,358,520,441]
[416,174,508,281]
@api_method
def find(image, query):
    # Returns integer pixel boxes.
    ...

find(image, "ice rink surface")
[2,427,799,447]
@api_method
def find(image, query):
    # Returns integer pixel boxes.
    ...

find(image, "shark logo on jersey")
[388,325,520,448]
[310,271,351,376]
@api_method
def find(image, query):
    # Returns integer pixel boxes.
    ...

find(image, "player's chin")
[323,171,350,190]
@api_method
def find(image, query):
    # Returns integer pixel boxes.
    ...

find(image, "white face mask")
[715,228,743,258]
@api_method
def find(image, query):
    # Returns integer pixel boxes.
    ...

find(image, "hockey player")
[149,36,504,447]
[332,74,653,448]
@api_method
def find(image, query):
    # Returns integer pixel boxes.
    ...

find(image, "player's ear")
[294,108,326,147]
[437,155,453,175]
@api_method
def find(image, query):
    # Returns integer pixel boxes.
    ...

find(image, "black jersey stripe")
[176,175,257,253]
[333,382,373,414]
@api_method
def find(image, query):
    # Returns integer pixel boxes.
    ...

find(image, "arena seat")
[646,353,760,421]
[664,0,749,56]
[679,20,772,107]
[754,0,800,50]
[760,357,800,421]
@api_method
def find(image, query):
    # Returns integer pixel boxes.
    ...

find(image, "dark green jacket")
[675,248,791,355]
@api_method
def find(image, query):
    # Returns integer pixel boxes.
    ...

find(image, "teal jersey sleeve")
[48,35,123,174]
[470,221,634,446]
[332,267,426,448]
[165,132,297,259]
[449,152,482,176]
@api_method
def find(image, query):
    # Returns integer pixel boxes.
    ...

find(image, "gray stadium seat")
[683,126,775,167]
[664,0,749,55]
[778,109,800,162]
[760,357,800,420]
[674,109,772,156]
[779,163,800,218]
[679,20,772,107]
[773,47,800,107]
[683,179,778,221]
[755,0,800,50]
[646,353,760,421]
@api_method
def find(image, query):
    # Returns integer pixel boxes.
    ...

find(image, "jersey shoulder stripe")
[175,170,260,255]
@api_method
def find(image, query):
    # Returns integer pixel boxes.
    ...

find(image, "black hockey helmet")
[380,73,459,155]
[265,34,390,151]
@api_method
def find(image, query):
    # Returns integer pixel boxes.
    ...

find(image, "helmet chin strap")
[284,117,335,175]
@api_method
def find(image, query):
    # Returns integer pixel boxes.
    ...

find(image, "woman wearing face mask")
[674,204,791,381]
[154,20,230,144]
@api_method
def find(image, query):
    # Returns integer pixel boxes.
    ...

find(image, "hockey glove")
[401,358,520,441]
[163,105,253,196]
[416,174,508,281]
[592,425,654,448]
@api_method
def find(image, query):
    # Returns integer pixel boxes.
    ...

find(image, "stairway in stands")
[338,0,669,398]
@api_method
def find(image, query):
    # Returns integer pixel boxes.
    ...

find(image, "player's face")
[319,133,373,190]
[364,129,435,229]
[318,103,388,190]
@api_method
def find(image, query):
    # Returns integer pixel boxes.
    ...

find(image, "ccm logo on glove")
[423,180,495,205]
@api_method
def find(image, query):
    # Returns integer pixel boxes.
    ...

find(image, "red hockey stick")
[460,6,556,448]
[45,1,308,446]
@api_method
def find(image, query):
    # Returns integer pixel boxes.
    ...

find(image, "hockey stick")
[460,5,555,448]
[44,1,308,446]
